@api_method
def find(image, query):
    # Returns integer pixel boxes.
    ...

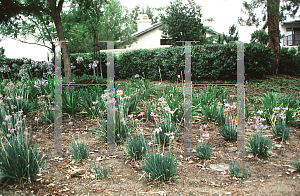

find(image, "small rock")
[209,164,229,172]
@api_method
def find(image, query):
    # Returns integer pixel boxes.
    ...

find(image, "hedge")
[1,43,299,81]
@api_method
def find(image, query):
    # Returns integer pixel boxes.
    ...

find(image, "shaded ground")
[1,75,300,196]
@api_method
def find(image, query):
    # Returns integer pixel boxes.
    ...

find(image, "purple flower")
[153,127,162,134]
[165,132,174,136]
[257,110,263,114]
[202,133,209,138]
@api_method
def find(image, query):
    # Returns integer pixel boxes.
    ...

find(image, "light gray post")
[54,40,62,156]
[107,42,115,154]
[237,42,245,155]
[184,42,192,153]
[99,41,116,154]
[177,41,199,154]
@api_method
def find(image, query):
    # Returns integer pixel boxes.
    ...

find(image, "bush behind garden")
[1,43,300,81]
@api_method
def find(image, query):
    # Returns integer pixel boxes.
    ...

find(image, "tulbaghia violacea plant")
[93,90,136,144]
[1,81,35,115]
[37,94,55,124]
[0,107,26,138]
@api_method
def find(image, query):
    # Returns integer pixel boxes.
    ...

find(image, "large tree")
[0,9,57,58]
[238,0,300,75]
[158,0,206,46]
[62,0,137,53]
[0,0,110,88]
[0,0,74,88]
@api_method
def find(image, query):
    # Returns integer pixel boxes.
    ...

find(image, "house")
[280,16,300,48]
[100,14,221,55]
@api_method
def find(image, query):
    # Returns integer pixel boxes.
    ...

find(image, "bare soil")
[1,76,300,196]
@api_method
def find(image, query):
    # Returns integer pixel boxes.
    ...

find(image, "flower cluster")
[198,124,209,142]
[76,57,84,64]
[153,127,162,134]
[88,61,99,69]
[0,64,11,73]
[34,79,49,88]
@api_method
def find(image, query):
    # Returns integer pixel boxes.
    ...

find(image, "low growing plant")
[90,161,109,180]
[291,158,300,171]
[153,117,180,146]
[245,133,273,156]
[142,149,179,181]
[125,133,147,160]
[218,116,237,141]
[195,140,212,160]
[229,158,249,179]
[70,140,89,163]
[61,89,82,117]
[271,116,290,141]
[0,132,46,183]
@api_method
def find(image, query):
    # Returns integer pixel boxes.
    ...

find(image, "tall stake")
[177,41,199,154]
[237,41,245,156]
[54,40,63,156]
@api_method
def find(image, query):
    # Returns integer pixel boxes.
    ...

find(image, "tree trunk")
[48,0,72,91]
[267,0,280,75]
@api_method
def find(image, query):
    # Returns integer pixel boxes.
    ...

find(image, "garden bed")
[0,75,300,195]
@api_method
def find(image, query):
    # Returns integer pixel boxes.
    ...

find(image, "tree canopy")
[158,0,206,46]
[238,0,300,74]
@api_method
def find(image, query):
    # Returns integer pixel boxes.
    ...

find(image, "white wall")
[0,37,52,61]
[126,27,170,50]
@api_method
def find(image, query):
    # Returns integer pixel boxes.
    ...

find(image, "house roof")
[283,20,300,24]
[131,22,222,37]
[131,22,162,37]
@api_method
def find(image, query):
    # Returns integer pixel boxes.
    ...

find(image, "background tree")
[238,0,300,75]
[250,29,270,45]
[0,11,57,57]
[250,29,285,45]
[0,0,79,89]
[222,24,239,44]
[158,0,206,46]
[62,0,137,53]
[0,46,5,58]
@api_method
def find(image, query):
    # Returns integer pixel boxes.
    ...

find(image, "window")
[160,39,172,45]
[283,28,300,46]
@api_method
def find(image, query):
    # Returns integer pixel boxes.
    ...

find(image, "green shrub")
[61,88,81,117]
[245,133,273,156]
[218,118,237,141]
[116,48,159,80]
[125,134,147,160]
[115,43,273,81]
[68,52,110,77]
[279,47,300,77]
[90,162,109,180]
[195,141,213,160]
[271,117,290,140]
[0,132,46,183]
[142,151,179,181]
[229,158,249,179]
[153,118,181,146]
[291,158,300,171]
[70,140,89,163]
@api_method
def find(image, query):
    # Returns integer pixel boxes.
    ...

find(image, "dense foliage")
[1,43,300,82]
